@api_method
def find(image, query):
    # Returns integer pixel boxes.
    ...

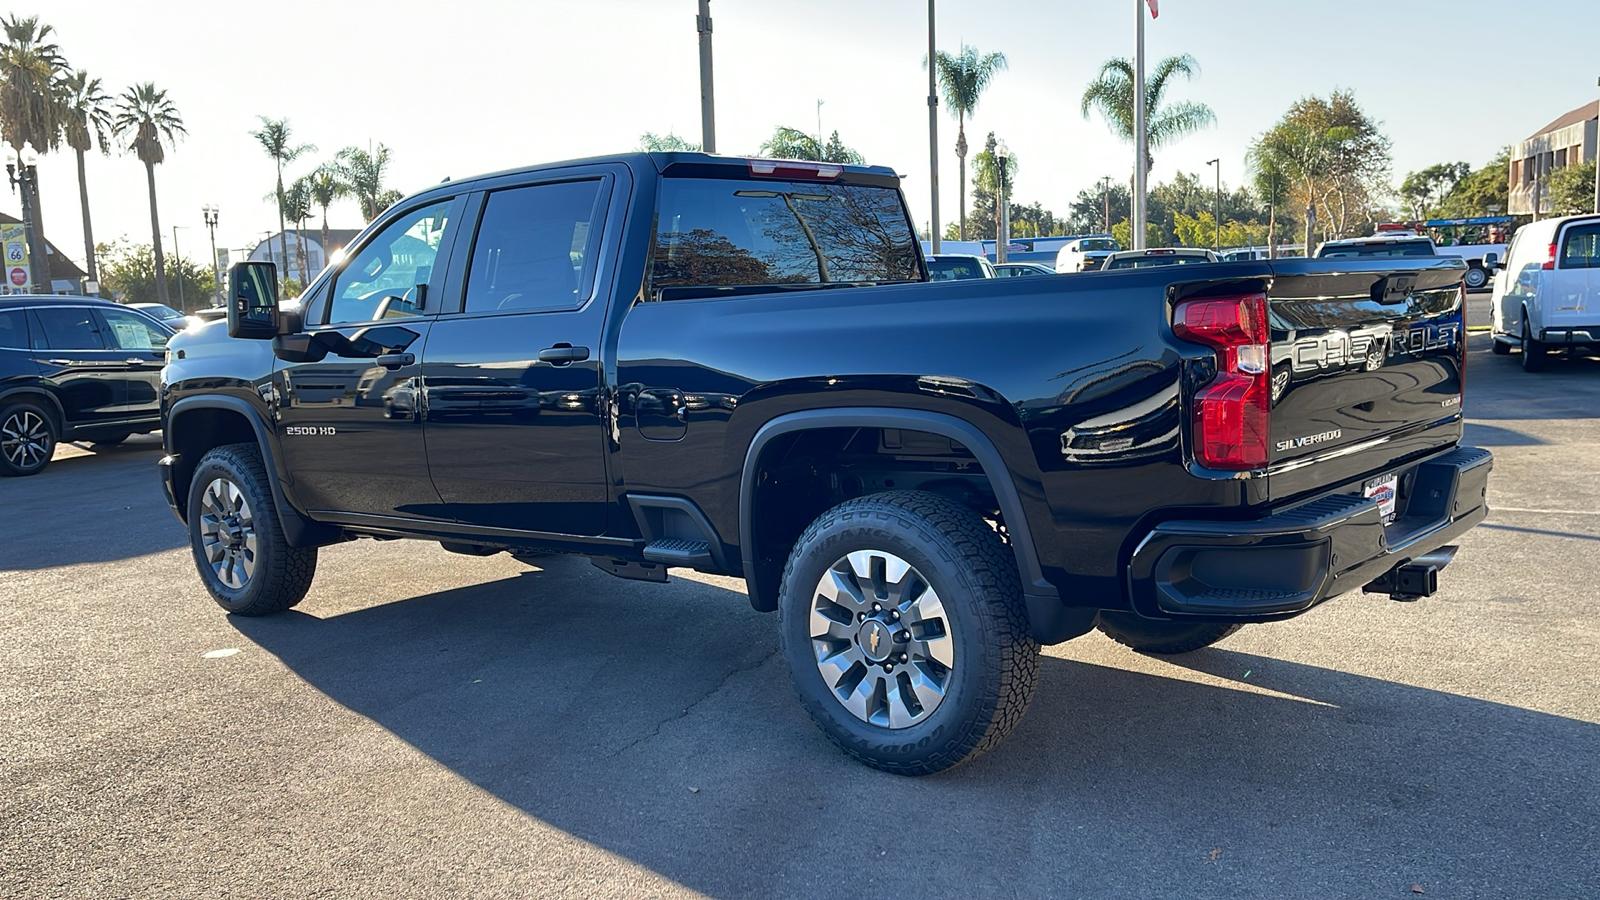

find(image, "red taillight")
[747,159,843,180]
[1541,242,1557,270]
[1175,294,1271,470]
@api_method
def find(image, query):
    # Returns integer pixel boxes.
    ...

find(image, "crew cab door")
[274,197,461,519]
[420,171,620,536]
[26,305,127,427]
[93,306,170,421]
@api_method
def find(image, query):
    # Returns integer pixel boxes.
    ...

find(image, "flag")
[1147,0,1159,17]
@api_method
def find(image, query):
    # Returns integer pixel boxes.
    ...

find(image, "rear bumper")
[1539,326,1599,345]
[1126,446,1491,621]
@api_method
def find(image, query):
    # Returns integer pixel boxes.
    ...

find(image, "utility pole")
[927,0,941,254]
[1206,158,1221,251]
[997,140,1011,264]
[817,99,825,150]
[172,226,188,311]
[203,206,222,305]
[1131,0,1148,250]
[697,0,717,154]
[1099,176,1112,233]
[1593,76,1599,215]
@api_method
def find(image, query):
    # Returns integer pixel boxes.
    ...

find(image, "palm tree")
[282,177,313,282]
[335,144,402,222]
[0,15,66,292]
[1248,122,1351,256]
[1081,54,1215,176]
[58,69,112,287]
[303,166,347,277]
[249,117,315,279]
[111,83,185,304]
[757,126,864,164]
[932,44,1007,240]
[638,131,699,152]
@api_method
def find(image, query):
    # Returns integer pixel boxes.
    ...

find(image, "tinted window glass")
[464,180,604,313]
[1317,240,1434,258]
[652,178,919,292]
[329,200,452,324]
[0,309,27,348]
[926,258,989,281]
[1079,239,1117,252]
[1560,223,1600,269]
[98,308,170,351]
[32,307,105,350]
[1105,255,1212,269]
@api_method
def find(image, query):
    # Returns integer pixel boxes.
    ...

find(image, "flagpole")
[1132,0,1148,250]
[928,0,941,254]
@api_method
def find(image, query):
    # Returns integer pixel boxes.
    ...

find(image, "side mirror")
[227,261,280,340]
[1482,252,1500,271]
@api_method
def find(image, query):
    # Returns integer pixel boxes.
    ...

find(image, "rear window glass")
[927,258,989,280]
[1559,223,1600,269]
[1105,255,1212,269]
[1317,240,1434,258]
[652,178,920,293]
[1078,239,1117,252]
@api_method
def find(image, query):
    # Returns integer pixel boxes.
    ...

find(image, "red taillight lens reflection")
[1541,242,1557,270]
[1175,294,1271,470]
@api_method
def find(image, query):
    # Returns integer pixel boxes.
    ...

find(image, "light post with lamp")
[996,139,1011,264]
[1205,158,1221,251]
[202,206,221,304]
[4,144,49,295]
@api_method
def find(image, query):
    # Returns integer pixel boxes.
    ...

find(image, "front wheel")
[1096,611,1242,655]
[187,442,317,616]
[1463,266,1489,290]
[0,401,57,477]
[778,491,1039,776]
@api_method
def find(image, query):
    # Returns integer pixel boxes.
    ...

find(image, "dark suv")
[0,296,174,476]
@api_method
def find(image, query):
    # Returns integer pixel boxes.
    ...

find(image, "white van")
[1488,213,1600,371]
[1054,236,1121,273]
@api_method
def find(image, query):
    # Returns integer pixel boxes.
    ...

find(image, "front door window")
[327,201,453,325]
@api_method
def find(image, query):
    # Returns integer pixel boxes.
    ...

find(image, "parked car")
[1315,235,1437,258]
[1101,248,1220,269]
[0,295,174,476]
[1487,213,1600,371]
[162,151,1487,775]
[1054,236,1120,273]
[925,254,995,280]
[993,262,1055,278]
[128,302,190,330]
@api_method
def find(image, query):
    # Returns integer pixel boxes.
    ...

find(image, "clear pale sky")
[19,0,1600,270]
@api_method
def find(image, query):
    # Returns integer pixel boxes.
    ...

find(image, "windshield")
[653,177,920,290]
[926,258,989,280]
[1318,240,1434,258]
[1078,239,1117,253]
[1105,255,1211,269]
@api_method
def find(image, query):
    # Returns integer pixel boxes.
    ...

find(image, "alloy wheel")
[808,550,955,728]
[198,477,258,590]
[1,409,51,471]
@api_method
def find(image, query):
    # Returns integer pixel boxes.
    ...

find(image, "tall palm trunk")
[145,159,169,304]
[74,147,98,290]
[320,207,330,277]
[275,160,289,278]
[956,114,968,241]
[295,224,308,283]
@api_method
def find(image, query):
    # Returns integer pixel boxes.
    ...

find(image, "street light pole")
[927,0,941,254]
[997,140,1010,264]
[171,225,188,311]
[1131,0,1148,250]
[1206,158,1221,251]
[697,0,717,154]
[1100,176,1112,233]
[5,146,49,295]
[202,206,221,305]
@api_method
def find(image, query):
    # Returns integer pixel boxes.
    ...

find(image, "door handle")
[376,352,415,370]
[126,358,148,366]
[538,344,590,364]
[48,359,71,365]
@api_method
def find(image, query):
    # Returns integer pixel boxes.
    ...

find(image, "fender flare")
[739,407,1086,643]
[0,385,67,431]
[167,395,339,548]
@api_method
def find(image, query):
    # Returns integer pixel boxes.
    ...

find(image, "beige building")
[1510,103,1598,216]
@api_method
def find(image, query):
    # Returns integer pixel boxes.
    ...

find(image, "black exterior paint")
[160,152,1489,637]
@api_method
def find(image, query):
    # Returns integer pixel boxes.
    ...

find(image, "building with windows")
[0,212,88,294]
[247,228,361,285]
[1510,103,1598,216]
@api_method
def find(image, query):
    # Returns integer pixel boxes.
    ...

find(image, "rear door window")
[31,307,106,350]
[1559,223,1600,269]
[0,309,28,348]
[463,180,606,314]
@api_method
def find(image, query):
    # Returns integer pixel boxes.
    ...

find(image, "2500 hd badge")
[1277,429,1342,452]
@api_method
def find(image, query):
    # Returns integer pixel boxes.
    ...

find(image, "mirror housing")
[227,261,281,340]
[1481,252,1500,271]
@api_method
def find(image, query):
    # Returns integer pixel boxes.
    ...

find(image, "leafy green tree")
[1247,146,1293,254]
[111,83,185,304]
[1249,91,1391,250]
[1547,161,1596,216]
[283,177,313,280]
[1399,162,1471,220]
[638,131,699,152]
[1066,180,1130,235]
[1081,54,1214,176]
[97,240,213,308]
[757,126,864,164]
[335,144,403,222]
[1432,148,1511,219]
[250,117,315,282]
[59,69,113,286]
[1110,219,1162,249]
[931,44,1007,240]
[962,133,1018,244]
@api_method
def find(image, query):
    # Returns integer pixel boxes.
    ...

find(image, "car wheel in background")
[187,442,318,616]
[1463,266,1488,290]
[778,490,1039,775]
[1520,312,1548,372]
[0,401,57,477]
[1490,337,1510,355]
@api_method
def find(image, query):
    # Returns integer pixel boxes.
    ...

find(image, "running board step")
[642,538,713,567]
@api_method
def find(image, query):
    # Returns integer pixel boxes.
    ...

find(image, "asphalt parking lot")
[3,333,1597,899]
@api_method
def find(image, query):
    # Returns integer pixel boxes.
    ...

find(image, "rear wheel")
[0,401,57,477]
[778,491,1039,775]
[187,442,317,616]
[1096,611,1242,655]
[1520,312,1547,372]
[1490,337,1511,355]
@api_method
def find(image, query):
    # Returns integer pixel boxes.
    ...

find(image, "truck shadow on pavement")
[231,556,1598,899]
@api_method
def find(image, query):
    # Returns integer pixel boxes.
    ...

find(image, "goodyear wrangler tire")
[187,442,317,616]
[777,490,1039,776]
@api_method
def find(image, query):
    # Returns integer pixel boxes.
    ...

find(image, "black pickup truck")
[159,152,1490,774]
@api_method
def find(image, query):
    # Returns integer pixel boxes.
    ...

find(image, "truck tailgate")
[1264,257,1467,502]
